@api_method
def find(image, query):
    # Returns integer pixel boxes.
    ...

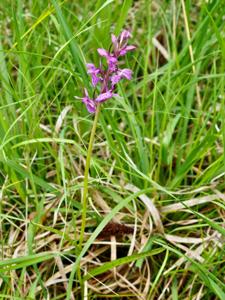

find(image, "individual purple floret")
[97,48,118,72]
[81,89,96,113]
[77,29,136,113]
[86,63,102,87]
[111,68,132,85]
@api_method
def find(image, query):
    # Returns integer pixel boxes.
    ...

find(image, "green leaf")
[51,0,89,86]
[0,252,55,271]
[1,159,58,193]
[83,248,164,281]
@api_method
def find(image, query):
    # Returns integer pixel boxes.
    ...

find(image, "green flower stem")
[79,104,101,249]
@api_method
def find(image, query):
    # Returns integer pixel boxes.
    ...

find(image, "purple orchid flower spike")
[77,28,135,113]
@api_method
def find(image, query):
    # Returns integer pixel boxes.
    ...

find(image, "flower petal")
[119,45,136,56]
[82,97,96,113]
[84,88,89,98]
[107,57,117,71]
[86,63,100,74]
[125,45,136,51]
[111,68,132,85]
[111,74,121,85]
[81,89,96,113]
[107,56,117,63]
[97,48,109,57]
[91,75,100,87]
[119,30,131,44]
[86,102,96,113]
[86,63,95,71]
[86,63,102,87]
[119,68,132,80]
[111,34,117,43]
[111,33,118,50]
[95,91,113,103]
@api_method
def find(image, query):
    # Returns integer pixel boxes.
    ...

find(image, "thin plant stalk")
[79,104,101,248]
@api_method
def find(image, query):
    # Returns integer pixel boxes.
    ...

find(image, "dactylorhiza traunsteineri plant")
[78,30,135,248]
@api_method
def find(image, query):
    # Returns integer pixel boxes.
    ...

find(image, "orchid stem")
[79,104,101,249]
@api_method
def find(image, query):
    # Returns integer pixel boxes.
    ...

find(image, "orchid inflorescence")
[79,30,136,113]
